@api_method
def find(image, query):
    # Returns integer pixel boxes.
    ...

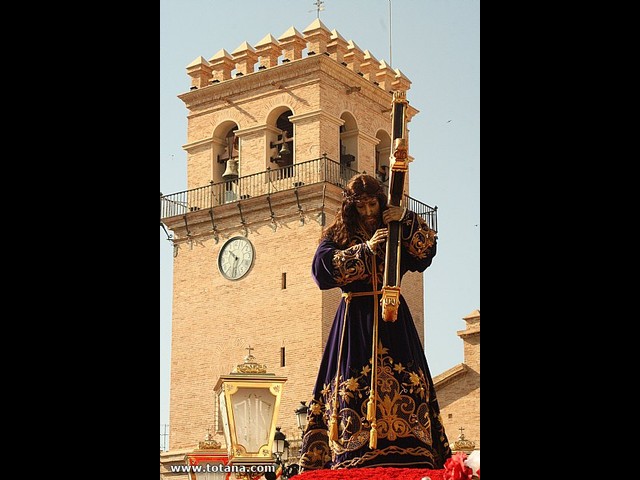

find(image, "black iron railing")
[160,156,437,231]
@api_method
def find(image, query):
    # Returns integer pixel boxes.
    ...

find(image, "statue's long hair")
[321,173,388,247]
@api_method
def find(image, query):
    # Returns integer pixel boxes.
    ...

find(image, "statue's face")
[355,196,381,232]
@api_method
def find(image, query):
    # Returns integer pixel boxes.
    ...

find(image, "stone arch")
[266,106,295,176]
[339,111,358,174]
[265,105,295,126]
[211,120,240,202]
[375,128,392,185]
[259,97,297,127]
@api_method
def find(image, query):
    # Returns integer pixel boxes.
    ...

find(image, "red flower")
[476,468,480,478]
[444,452,474,480]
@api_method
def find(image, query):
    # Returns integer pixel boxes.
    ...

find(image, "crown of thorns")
[342,190,382,201]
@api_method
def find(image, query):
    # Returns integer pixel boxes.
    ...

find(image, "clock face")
[218,236,255,280]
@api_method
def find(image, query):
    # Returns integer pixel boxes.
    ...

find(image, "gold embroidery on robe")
[299,398,332,469]
[336,445,436,469]
[403,213,437,259]
[331,244,368,285]
[330,225,383,286]
[319,341,433,459]
[299,427,331,470]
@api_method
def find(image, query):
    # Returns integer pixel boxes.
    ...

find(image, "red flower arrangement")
[443,452,479,480]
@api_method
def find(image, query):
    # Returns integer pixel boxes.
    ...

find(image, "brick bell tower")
[160,18,437,467]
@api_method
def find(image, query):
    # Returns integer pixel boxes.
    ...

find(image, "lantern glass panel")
[231,387,276,453]
[218,390,232,452]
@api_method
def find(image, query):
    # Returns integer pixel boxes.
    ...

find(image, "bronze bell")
[222,157,239,180]
[279,141,291,157]
[222,134,239,180]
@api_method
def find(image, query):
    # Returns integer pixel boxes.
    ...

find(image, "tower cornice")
[178,54,412,116]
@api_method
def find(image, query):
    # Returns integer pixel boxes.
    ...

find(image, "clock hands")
[230,254,240,278]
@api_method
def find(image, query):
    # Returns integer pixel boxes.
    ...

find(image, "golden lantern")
[214,347,287,474]
[184,430,229,480]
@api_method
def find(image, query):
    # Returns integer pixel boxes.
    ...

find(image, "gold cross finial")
[234,346,267,373]
[452,426,475,452]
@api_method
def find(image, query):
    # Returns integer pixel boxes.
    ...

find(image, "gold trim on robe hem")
[299,340,439,470]
[336,445,437,469]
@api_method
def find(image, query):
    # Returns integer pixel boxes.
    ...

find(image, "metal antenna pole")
[389,0,392,66]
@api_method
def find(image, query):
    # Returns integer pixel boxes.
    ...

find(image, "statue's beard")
[361,215,380,235]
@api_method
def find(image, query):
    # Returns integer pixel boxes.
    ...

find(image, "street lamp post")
[268,401,309,479]
[267,427,299,480]
[273,426,287,468]
[294,401,309,432]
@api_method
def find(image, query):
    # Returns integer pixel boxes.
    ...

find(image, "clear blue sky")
[160,0,479,427]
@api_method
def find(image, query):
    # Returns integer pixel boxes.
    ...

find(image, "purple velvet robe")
[298,211,452,471]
